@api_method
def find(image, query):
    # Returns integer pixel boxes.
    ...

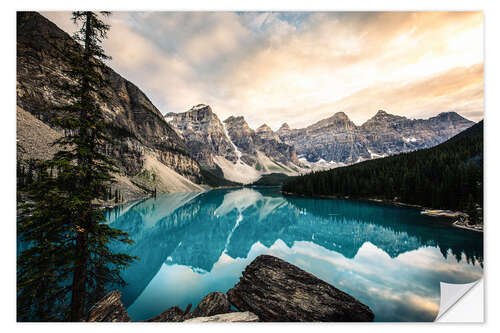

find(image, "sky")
[41,11,484,130]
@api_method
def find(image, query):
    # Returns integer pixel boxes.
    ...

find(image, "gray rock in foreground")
[87,291,131,322]
[227,254,375,322]
[144,306,186,322]
[184,311,259,323]
[146,292,232,322]
[188,292,232,319]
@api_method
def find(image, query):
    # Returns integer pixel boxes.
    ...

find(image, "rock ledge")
[227,254,374,322]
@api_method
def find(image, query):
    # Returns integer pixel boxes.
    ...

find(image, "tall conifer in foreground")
[59,11,136,322]
[17,11,136,322]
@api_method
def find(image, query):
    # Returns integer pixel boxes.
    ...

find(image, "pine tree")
[17,11,136,322]
[59,11,136,322]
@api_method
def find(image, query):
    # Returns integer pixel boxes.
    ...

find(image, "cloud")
[40,11,483,130]
[298,63,484,126]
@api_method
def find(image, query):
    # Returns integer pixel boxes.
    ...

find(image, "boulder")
[87,291,131,322]
[146,292,232,322]
[145,305,188,322]
[227,255,374,322]
[184,311,259,323]
[188,292,232,319]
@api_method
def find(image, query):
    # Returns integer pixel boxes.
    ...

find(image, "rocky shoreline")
[420,210,483,232]
[88,255,374,322]
[451,218,483,232]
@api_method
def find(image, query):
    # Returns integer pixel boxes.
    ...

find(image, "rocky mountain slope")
[165,105,238,169]
[16,106,61,163]
[223,116,300,172]
[166,105,301,184]
[277,110,474,164]
[16,12,204,199]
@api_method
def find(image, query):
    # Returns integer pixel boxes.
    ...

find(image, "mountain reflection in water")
[105,187,483,322]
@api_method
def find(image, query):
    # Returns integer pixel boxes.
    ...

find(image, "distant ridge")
[277,109,474,164]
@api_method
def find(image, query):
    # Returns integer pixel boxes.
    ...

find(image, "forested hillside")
[249,173,290,186]
[282,121,483,218]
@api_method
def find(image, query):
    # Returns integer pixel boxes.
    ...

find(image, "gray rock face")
[227,255,375,322]
[166,105,238,168]
[184,312,259,323]
[359,110,474,157]
[87,291,131,322]
[223,116,258,165]
[255,124,281,142]
[254,124,299,166]
[16,12,202,198]
[278,112,368,163]
[278,110,474,164]
[223,116,299,167]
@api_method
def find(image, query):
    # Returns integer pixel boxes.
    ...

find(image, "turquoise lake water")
[105,187,483,322]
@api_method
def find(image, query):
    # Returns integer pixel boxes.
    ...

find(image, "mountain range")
[166,104,301,184]
[165,105,473,183]
[277,109,474,165]
[16,12,476,200]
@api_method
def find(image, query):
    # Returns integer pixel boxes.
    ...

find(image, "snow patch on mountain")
[355,156,365,163]
[298,155,346,171]
[367,149,387,159]
[222,121,243,161]
[403,137,418,143]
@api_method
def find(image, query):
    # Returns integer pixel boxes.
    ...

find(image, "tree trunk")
[70,11,93,322]
[70,229,89,321]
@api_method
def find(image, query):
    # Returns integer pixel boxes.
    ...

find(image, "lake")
[105,187,483,322]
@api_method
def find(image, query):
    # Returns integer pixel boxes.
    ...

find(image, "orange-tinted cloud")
[40,11,484,129]
[296,63,484,127]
